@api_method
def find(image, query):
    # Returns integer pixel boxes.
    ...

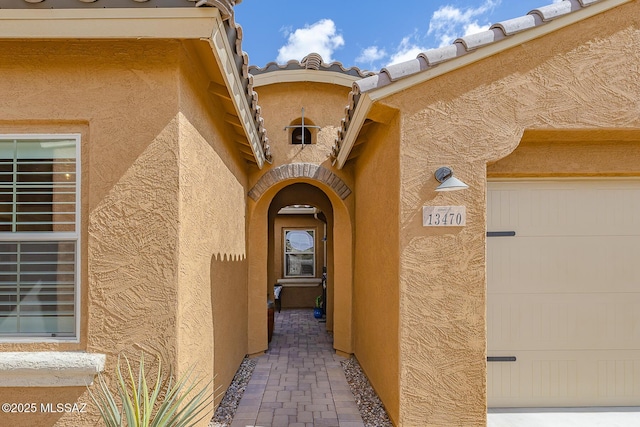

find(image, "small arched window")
[286,109,319,146]
[291,127,312,145]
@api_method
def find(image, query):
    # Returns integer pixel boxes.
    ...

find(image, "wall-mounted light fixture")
[434,166,469,192]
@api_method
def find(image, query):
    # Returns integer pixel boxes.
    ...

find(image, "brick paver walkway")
[230,309,365,427]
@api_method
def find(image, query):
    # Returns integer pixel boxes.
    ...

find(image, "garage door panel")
[489,293,640,351]
[488,351,640,407]
[488,180,640,407]
[489,236,640,294]
[488,183,640,237]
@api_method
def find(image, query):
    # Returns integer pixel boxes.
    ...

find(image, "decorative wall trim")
[248,163,352,201]
[0,352,106,387]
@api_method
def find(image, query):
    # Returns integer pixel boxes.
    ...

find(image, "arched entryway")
[246,164,354,356]
[267,184,331,330]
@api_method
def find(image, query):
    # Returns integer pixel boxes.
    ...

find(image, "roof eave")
[335,95,373,169]
[205,13,266,168]
[333,0,633,167]
[0,8,217,39]
[365,0,632,102]
[0,7,268,168]
[251,69,360,88]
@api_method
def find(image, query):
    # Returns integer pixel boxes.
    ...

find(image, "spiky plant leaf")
[88,352,214,427]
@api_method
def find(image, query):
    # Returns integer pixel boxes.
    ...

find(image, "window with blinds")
[0,135,79,339]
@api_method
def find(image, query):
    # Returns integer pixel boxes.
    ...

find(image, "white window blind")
[0,135,79,339]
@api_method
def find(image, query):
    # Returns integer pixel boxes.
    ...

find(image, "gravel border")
[209,357,257,427]
[209,355,392,427]
[341,356,393,427]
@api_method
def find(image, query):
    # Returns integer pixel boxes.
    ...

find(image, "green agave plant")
[89,353,213,427]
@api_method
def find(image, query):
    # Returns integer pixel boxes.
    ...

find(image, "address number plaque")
[423,206,466,227]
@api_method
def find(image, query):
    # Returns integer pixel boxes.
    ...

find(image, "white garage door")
[487,180,640,407]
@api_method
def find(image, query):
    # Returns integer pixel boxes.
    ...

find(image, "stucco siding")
[352,114,401,425]
[177,116,247,408]
[0,37,251,426]
[390,2,640,425]
[177,47,250,409]
[0,39,183,426]
[488,130,640,177]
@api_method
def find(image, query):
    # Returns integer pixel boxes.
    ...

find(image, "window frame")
[283,228,316,278]
[0,133,81,343]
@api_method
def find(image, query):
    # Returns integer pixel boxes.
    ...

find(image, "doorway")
[247,178,354,356]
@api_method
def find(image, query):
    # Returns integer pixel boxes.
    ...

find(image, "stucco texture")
[380,2,640,426]
[0,39,249,426]
[177,45,249,402]
[0,39,181,426]
[352,113,401,425]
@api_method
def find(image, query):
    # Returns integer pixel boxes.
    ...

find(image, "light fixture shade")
[434,166,469,191]
[435,176,469,191]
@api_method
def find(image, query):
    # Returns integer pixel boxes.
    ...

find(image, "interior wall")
[352,116,401,425]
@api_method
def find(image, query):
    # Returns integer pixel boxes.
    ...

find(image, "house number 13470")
[422,206,466,227]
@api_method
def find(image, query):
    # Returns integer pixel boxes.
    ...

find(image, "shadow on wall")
[210,252,248,406]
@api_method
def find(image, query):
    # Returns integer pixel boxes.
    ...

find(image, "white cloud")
[277,19,344,63]
[356,46,387,65]
[428,0,500,47]
[463,22,488,37]
[387,36,426,66]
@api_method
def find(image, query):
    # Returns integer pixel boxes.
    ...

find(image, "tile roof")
[227,14,273,164]
[249,53,375,79]
[331,0,612,164]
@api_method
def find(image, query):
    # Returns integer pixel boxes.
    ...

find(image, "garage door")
[487,180,640,407]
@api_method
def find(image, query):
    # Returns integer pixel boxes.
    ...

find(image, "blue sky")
[235,0,561,71]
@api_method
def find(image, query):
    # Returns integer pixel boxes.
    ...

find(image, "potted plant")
[314,295,323,319]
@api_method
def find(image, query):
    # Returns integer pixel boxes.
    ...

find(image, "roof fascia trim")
[0,8,218,39]
[251,69,360,88]
[335,94,373,169]
[365,0,633,102]
[0,8,266,168]
[205,13,265,168]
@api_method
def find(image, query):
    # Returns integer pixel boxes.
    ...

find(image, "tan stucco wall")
[375,2,640,425]
[248,179,354,354]
[0,39,249,426]
[251,82,351,167]
[488,130,640,177]
[0,39,182,427]
[352,115,401,424]
[177,42,250,407]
